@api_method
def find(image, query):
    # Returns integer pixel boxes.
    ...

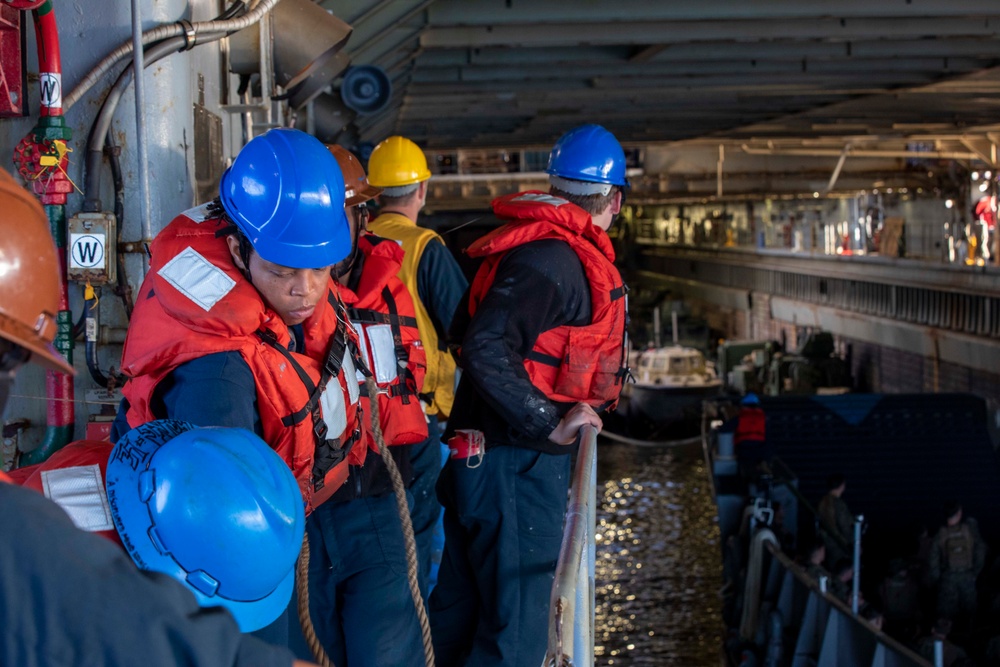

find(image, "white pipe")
[653,306,661,348]
[65,0,283,110]
[129,0,152,252]
[852,514,863,615]
[741,144,983,161]
[717,144,724,197]
[430,168,645,184]
[826,146,850,193]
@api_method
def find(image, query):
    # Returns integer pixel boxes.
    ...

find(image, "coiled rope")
[365,376,436,667]
[294,378,436,667]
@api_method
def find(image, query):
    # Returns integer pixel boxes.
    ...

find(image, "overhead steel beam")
[741,144,985,161]
[427,0,1000,24]
[408,72,946,95]
[410,58,991,84]
[417,39,1000,67]
[422,18,1000,49]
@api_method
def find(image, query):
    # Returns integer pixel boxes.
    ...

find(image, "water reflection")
[594,440,723,666]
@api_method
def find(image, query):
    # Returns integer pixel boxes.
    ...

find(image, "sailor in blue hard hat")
[105,420,306,632]
[110,129,370,648]
[12,419,305,632]
[113,127,363,508]
[430,125,629,666]
[0,164,311,665]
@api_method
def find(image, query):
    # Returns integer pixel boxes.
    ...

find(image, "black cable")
[106,131,134,319]
[84,289,124,390]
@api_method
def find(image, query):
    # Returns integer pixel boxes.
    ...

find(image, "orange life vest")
[735,406,766,444]
[466,192,628,411]
[7,441,122,547]
[341,234,429,448]
[119,204,365,512]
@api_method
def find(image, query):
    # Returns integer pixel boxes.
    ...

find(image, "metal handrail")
[543,425,598,667]
[763,541,932,667]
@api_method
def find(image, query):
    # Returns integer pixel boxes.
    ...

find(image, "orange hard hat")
[326,144,382,207]
[0,169,73,374]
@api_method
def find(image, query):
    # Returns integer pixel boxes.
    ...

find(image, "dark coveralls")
[112,327,424,664]
[411,240,468,597]
[930,519,986,620]
[429,239,592,667]
[1,481,296,667]
[818,492,854,569]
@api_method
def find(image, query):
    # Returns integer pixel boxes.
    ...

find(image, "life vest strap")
[525,350,562,367]
[348,307,419,330]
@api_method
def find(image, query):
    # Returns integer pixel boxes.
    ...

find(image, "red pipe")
[31,0,62,117]
[16,0,74,465]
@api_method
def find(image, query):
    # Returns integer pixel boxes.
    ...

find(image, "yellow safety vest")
[368,212,457,418]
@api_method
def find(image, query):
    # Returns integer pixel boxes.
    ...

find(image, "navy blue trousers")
[410,418,444,600]
[289,493,424,667]
[429,445,571,667]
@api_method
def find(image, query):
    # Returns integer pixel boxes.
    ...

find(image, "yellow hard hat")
[367,136,431,188]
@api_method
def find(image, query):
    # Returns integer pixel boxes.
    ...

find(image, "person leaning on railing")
[428,125,630,667]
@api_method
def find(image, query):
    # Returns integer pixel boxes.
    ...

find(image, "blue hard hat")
[219,128,351,269]
[742,393,760,406]
[546,124,629,187]
[105,420,305,632]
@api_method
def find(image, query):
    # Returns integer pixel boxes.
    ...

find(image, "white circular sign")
[71,234,105,269]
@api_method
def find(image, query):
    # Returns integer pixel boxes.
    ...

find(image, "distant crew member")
[367,135,468,596]
[734,393,768,481]
[818,472,854,569]
[878,558,920,640]
[430,124,629,667]
[804,541,830,585]
[929,501,986,624]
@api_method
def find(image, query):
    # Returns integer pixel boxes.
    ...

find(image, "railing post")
[852,514,863,615]
[544,425,598,667]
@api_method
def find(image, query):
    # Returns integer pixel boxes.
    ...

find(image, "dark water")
[594,440,724,666]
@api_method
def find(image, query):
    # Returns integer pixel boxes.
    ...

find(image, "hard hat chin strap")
[332,206,368,282]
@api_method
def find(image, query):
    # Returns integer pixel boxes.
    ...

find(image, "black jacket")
[448,238,592,454]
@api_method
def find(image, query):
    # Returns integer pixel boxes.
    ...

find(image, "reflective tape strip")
[548,175,613,196]
[352,322,400,385]
[342,347,360,404]
[351,322,369,383]
[511,192,570,207]
[365,324,399,385]
[318,346,360,437]
[158,246,236,312]
[41,464,115,532]
[183,202,215,223]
